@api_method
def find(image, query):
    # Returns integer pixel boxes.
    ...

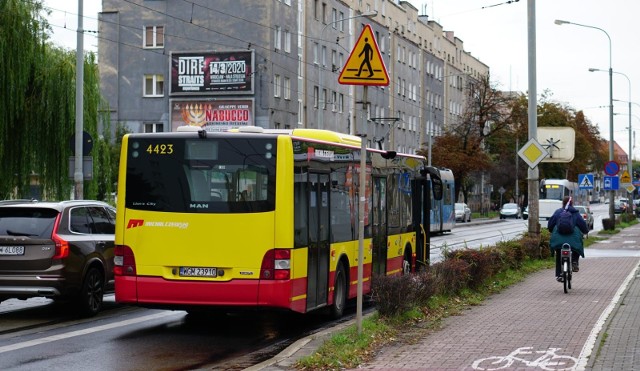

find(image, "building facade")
[98,0,489,154]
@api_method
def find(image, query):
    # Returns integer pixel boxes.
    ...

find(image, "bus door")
[306,172,330,311]
[371,176,387,275]
[411,178,426,269]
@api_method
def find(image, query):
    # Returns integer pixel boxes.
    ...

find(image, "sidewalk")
[251,223,640,370]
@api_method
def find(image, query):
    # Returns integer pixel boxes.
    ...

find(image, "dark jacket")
[548,205,589,257]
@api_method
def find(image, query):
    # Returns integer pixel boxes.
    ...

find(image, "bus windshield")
[541,185,565,201]
[125,136,276,213]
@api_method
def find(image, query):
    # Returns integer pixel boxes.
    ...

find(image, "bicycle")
[472,346,577,370]
[560,243,573,293]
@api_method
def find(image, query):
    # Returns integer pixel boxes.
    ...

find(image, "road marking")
[0,311,179,354]
[576,260,640,369]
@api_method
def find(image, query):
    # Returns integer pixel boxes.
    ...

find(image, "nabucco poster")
[170,99,254,132]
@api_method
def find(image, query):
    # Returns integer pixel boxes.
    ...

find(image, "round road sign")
[604,160,620,176]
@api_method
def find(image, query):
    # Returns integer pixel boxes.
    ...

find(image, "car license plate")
[0,245,25,255]
[179,266,217,277]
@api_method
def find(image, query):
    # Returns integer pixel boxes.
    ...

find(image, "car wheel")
[77,267,105,317]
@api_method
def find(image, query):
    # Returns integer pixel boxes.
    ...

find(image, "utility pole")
[527,0,540,238]
[74,0,84,199]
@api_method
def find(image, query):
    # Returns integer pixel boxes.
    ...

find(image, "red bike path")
[251,223,640,370]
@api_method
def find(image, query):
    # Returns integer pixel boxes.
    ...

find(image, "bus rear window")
[125,137,276,213]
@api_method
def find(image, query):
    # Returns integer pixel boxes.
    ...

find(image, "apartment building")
[98,0,489,154]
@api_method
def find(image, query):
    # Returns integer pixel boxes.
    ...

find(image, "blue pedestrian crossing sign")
[578,174,594,189]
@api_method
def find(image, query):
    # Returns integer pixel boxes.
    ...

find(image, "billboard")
[170,50,254,95]
[170,98,254,132]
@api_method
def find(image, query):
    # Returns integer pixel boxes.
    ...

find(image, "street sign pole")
[339,24,389,335]
[356,86,367,335]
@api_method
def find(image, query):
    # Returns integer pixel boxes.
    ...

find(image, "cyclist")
[548,196,589,282]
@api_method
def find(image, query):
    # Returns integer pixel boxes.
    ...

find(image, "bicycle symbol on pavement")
[472,347,577,370]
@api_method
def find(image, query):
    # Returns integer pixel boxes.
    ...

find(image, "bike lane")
[356,230,640,370]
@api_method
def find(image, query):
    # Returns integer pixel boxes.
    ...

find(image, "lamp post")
[317,10,377,131]
[555,19,615,224]
[590,68,632,205]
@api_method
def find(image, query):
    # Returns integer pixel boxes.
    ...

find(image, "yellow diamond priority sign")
[338,24,389,86]
[518,138,548,169]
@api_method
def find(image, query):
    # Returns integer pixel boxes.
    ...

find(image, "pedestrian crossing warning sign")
[338,24,389,86]
[578,173,594,189]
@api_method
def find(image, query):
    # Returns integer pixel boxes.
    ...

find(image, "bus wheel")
[328,263,347,319]
[402,251,411,275]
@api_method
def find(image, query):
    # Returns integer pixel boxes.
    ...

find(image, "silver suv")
[0,200,116,316]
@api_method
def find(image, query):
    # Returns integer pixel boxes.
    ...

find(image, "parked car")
[455,203,471,223]
[499,203,521,219]
[614,201,627,214]
[0,200,116,316]
[574,205,594,230]
[522,206,528,220]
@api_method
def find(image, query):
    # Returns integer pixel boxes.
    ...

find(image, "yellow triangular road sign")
[338,24,389,86]
[621,170,631,183]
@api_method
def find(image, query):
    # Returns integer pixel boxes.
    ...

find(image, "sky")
[43,0,640,159]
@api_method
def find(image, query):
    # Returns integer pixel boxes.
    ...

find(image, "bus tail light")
[51,214,69,259]
[114,245,137,276]
[260,249,290,280]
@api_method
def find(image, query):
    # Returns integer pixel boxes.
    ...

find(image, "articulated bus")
[114,126,453,317]
[539,179,580,220]
[429,168,455,234]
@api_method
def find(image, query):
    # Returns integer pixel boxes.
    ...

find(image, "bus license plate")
[179,266,217,277]
[0,246,25,255]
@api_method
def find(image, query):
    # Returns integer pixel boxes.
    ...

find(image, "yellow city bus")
[114,126,450,317]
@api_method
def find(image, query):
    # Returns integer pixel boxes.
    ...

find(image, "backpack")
[557,208,575,235]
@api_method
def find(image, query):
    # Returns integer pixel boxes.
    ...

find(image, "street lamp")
[317,10,377,131]
[590,68,632,204]
[555,19,615,224]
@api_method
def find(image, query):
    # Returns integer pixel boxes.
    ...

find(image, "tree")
[0,0,115,200]
[420,75,516,206]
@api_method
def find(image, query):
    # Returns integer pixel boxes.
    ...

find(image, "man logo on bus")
[127,219,144,229]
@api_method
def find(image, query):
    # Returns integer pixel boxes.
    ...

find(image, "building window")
[338,11,345,31]
[274,74,281,97]
[144,26,164,48]
[322,2,327,24]
[314,0,319,20]
[332,91,337,112]
[331,8,337,28]
[322,46,327,67]
[314,86,319,108]
[144,122,164,133]
[322,89,327,109]
[338,93,344,113]
[144,74,164,97]
[284,77,291,100]
[274,26,281,50]
[313,42,319,64]
[284,30,291,53]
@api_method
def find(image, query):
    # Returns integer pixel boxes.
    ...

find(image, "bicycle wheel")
[567,270,572,290]
[540,354,577,370]
[562,261,568,294]
[472,356,513,370]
